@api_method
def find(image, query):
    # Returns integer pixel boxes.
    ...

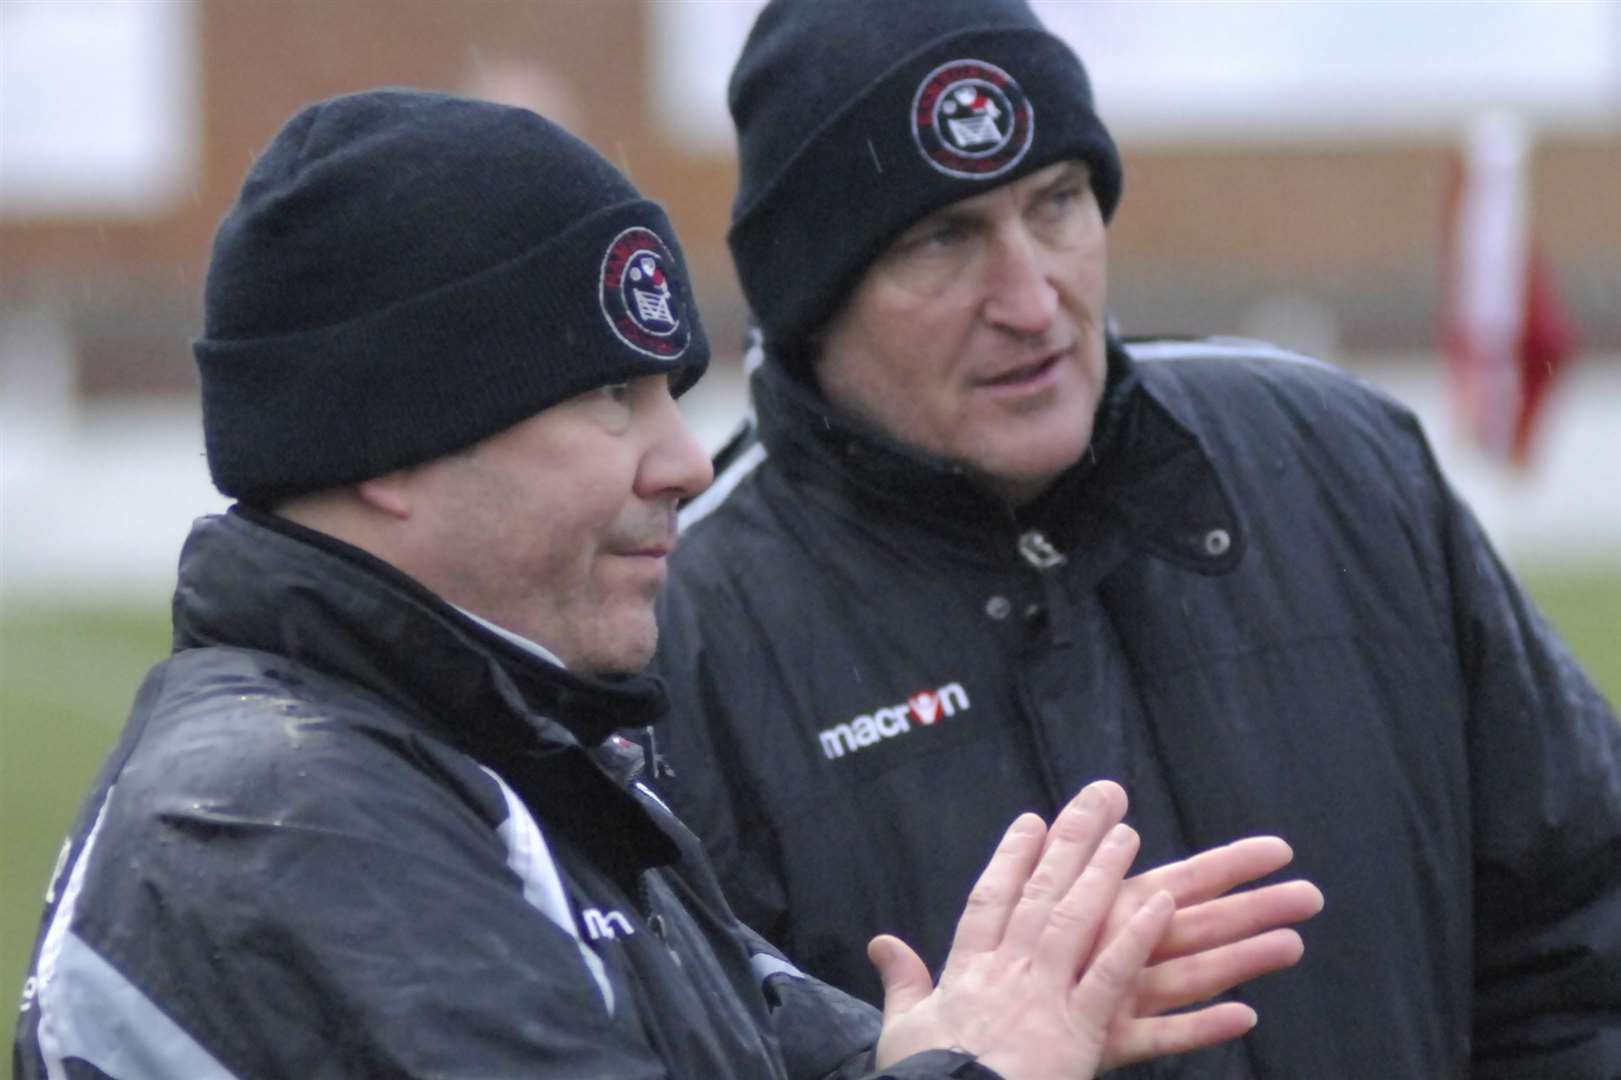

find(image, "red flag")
[1441,114,1578,467]
[1511,251,1578,464]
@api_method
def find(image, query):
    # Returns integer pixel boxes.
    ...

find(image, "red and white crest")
[599,226,690,360]
[911,59,1034,179]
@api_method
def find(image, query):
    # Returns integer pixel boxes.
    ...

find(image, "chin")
[1001,435,1092,482]
[578,623,658,677]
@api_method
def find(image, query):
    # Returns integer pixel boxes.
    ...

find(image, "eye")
[891,209,974,253]
[920,221,967,249]
[887,223,966,269]
[602,381,633,405]
[1040,184,1084,215]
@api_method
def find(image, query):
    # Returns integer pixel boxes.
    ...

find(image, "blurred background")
[3,0,1617,1005]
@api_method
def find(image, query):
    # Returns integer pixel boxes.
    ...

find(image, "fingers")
[1154,879,1324,962]
[941,812,1048,973]
[868,934,934,1021]
[1031,822,1139,986]
[1000,782,1127,956]
[1102,1001,1260,1071]
[945,781,1128,980]
[1070,888,1175,1036]
[1136,928,1305,1015]
[1037,780,1127,855]
[1131,836,1296,910]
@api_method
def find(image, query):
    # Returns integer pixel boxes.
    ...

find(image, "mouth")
[613,538,674,560]
[975,350,1065,389]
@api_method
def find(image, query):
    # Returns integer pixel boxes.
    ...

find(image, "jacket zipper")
[1011,528,1076,814]
[1018,529,1073,647]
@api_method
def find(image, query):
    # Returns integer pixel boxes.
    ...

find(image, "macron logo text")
[818,683,970,760]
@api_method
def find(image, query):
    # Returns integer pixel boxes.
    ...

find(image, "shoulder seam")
[1125,336,1337,371]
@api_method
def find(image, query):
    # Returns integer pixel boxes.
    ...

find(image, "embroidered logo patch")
[911,59,1034,179]
[599,226,690,360]
[818,682,972,760]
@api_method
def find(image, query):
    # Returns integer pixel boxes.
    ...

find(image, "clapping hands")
[870,781,1322,1079]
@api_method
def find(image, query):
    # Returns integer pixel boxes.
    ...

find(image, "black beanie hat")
[195,88,708,504]
[728,0,1121,362]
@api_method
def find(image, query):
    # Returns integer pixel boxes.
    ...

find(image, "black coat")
[14,508,992,1080]
[655,337,1621,1078]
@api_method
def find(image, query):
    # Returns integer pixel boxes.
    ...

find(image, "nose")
[638,388,714,501]
[980,228,1059,336]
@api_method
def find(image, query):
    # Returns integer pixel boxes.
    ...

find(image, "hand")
[1089,832,1324,1070]
[870,780,1192,1079]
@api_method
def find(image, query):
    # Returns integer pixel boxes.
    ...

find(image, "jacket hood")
[172,506,671,756]
[749,333,1244,573]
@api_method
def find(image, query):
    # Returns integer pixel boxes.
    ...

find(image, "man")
[13,89,1317,1079]
[653,0,1621,1076]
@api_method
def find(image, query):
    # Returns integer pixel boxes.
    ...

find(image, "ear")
[355,469,416,520]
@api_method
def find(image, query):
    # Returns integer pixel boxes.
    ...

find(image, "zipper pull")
[637,877,683,966]
[1017,530,1072,646]
[1018,529,1067,569]
[637,725,673,785]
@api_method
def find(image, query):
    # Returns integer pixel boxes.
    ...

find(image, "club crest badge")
[911,59,1034,179]
[599,226,689,360]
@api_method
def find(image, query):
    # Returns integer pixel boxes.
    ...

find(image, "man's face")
[404,374,712,674]
[815,160,1108,505]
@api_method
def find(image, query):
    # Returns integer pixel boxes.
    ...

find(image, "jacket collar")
[752,334,1243,574]
[172,506,680,877]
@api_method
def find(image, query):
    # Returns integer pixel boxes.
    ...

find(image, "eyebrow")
[1032,162,1091,196]
[920,205,983,232]
[893,162,1095,248]
[906,190,1005,237]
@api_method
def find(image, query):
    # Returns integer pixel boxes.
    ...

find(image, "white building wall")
[2,348,1617,606]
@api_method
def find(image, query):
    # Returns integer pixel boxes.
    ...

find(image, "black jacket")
[655,336,1621,1078]
[14,508,992,1079]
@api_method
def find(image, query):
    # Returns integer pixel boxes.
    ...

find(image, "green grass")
[1,607,170,1008]
[3,570,1617,1012]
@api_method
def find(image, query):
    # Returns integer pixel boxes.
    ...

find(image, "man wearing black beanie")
[655,1,1621,1077]
[14,87,1320,1079]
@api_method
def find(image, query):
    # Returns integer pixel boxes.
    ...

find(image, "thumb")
[868,934,933,1020]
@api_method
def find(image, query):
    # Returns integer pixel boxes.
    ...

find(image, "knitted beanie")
[195,88,708,504]
[727,0,1121,362]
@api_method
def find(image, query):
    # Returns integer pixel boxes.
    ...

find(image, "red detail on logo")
[598,226,690,360]
[909,691,942,725]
